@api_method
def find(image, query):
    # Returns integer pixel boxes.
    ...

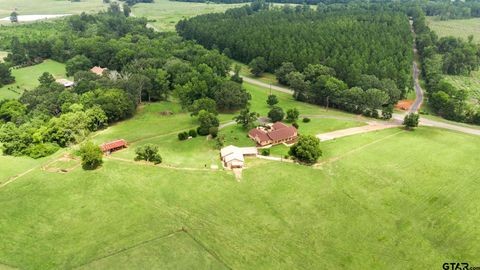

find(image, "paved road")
[239,73,480,137]
[410,61,424,113]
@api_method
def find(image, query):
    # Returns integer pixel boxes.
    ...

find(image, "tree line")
[413,7,480,124]
[0,5,251,158]
[177,4,413,115]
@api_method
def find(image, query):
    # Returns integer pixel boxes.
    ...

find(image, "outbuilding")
[100,139,127,154]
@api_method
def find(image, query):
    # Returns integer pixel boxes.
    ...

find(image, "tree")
[286,108,299,122]
[231,64,243,83]
[275,62,296,85]
[135,144,162,164]
[10,11,18,23]
[38,72,55,86]
[123,4,131,17]
[403,113,419,130]
[66,55,92,76]
[0,63,14,87]
[214,81,250,111]
[81,88,135,122]
[0,100,26,123]
[85,106,108,131]
[249,57,267,77]
[234,107,257,129]
[189,98,217,116]
[197,110,219,136]
[268,106,284,122]
[266,94,278,107]
[288,135,322,164]
[286,71,308,101]
[79,141,103,170]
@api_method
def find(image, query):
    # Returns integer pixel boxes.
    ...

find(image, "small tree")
[197,110,220,136]
[403,113,419,130]
[286,108,299,122]
[268,106,284,122]
[178,132,188,141]
[79,141,103,170]
[38,72,55,86]
[10,11,18,23]
[266,94,278,107]
[231,64,243,83]
[135,144,162,164]
[215,135,225,149]
[249,57,267,77]
[189,129,197,138]
[381,105,393,120]
[288,135,322,165]
[234,107,257,129]
[123,3,131,17]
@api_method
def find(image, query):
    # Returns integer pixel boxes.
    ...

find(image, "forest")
[177,4,412,115]
[0,4,250,158]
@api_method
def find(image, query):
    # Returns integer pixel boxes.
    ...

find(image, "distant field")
[0,60,67,100]
[444,70,480,108]
[427,16,480,41]
[132,0,245,32]
[0,0,108,18]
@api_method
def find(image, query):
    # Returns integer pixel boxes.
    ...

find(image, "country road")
[238,73,480,137]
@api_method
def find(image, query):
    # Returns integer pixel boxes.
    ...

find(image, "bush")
[135,144,162,164]
[403,113,419,130]
[302,117,310,123]
[188,129,197,138]
[197,126,210,136]
[178,132,189,141]
[292,122,299,129]
[79,141,103,170]
[284,155,289,159]
[209,127,219,138]
[261,148,270,156]
[26,143,59,159]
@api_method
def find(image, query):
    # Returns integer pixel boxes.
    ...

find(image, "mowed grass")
[0,60,67,100]
[132,0,245,32]
[0,0,108,18]
[427,16,480,42]
[0,127,479,269]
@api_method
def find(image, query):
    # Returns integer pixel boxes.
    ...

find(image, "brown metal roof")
[248,128,270,142]
[272,122,289,130]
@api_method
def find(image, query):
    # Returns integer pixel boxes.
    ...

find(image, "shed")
[100,139,127,154]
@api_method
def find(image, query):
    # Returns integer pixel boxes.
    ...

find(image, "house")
[220,145,257,169]
[55,78,74,88]
[248,122,298,147]
[100,139,127,154]
[90,66,107,76]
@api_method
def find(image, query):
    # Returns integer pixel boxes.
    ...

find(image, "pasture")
[1,126,479,269]
[0,60,67,100]
[444,70,480,108]
[427,16,480,41]
[132,0,245,31]
[0,0,107,18]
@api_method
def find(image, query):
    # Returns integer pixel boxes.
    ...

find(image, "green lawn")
[0,60,67,100]
[1,127,479,269]
[132,0,245,32]
[0,0,108,18]
[427,16,480,42]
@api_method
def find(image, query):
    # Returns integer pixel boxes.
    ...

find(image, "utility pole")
[326,96,329,111]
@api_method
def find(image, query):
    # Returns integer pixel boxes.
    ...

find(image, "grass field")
[132,0,245,32]
[427,16,480,41]
[0,0,108,18]
[0,60,67,100]
[1,127,479,269]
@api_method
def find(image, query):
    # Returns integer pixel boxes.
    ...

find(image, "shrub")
[189,129,197,137]
[26,143,59,159]
[302,117,310,123]
[79,141,103,170]
[135,144,162,164]
[209,127,219,138]
[197,126,210,136]
[403,113,419,130]
[178,132,188,141]
[292,122,299,129]
[261,148,270,156]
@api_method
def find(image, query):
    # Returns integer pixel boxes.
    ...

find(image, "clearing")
[132,0,245,32]
[0,60,67,100]
[427,16,480,42]
[0,0,107,18]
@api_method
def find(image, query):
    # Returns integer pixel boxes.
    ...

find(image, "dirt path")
[106,156,215,172]
[316,121,401,141]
